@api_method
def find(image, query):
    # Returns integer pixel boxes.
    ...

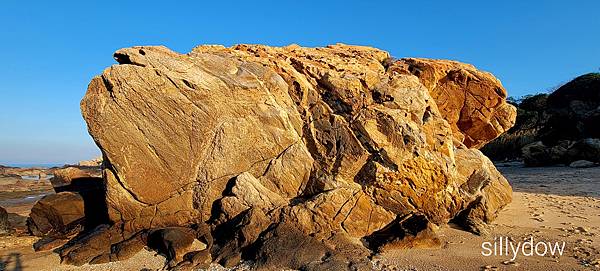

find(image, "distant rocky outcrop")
[0,166,53,179]
[77,157,103,167]
[539,73,600,143]
[64,44,513,269]
[482,73,600,166]
[50,167,94,188]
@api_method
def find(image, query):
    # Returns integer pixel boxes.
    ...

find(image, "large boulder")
[393,58,517,149]
[77,44,513,269]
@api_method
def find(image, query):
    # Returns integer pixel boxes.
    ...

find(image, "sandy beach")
[0,164,597,270]
[379,165,600,270]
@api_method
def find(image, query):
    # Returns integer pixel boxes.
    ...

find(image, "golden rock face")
[79,43,513,267]
[393,58,517,149]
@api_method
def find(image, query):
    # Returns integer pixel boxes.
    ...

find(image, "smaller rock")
[0,206,12,236]
[173,249,212,270]
[522,141,557,166]
[27,192,85,238]
[108,232,147,262]
[575,226,590,233]
[569,160,596,168]
[502,260,519,266]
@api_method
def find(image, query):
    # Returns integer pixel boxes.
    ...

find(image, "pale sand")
[379,165,600,270]
[0,166,598,270]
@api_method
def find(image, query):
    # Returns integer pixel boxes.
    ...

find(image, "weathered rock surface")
[394,58,517,149]
[75,44,514,269]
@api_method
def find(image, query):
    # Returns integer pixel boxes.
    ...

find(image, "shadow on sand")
[0,252,22,271]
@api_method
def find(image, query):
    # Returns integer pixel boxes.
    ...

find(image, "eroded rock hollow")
[74,44,515,269]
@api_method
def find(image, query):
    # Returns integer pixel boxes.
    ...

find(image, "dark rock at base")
[147,227,203,268]
[172,249,212,271]
[57,224,144,265]
[567,138,600,162]
[107,232,147,263]
[250,222,333,271]
[211,208,270,268]
[33,237,69,251]
[451,197,492,236]
[364,213,441,252]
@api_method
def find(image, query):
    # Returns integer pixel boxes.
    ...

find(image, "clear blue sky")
[1,0,599,165]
